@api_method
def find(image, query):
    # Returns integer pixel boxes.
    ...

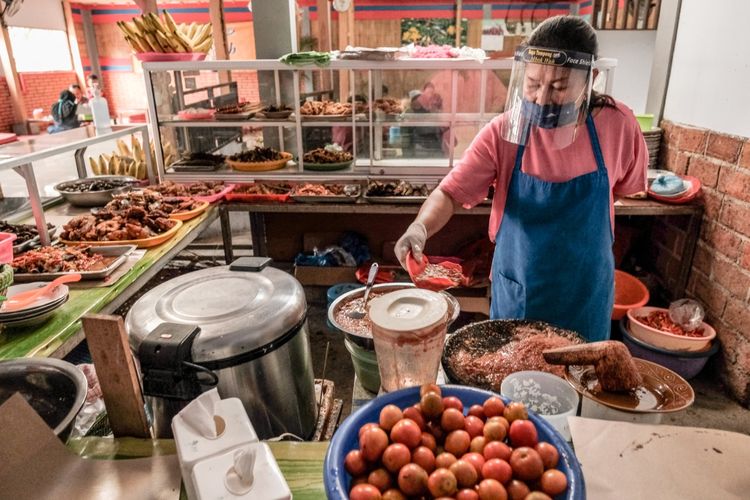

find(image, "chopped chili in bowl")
[637,310,705,337]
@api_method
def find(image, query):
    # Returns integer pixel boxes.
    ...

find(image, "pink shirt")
[439,100,648,241]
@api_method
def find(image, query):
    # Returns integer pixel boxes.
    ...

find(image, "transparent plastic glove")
[395,221,427,269]
[668,298,705,331]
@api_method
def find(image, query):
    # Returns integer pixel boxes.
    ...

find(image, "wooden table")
[67,437,327,499]
[0,205,218,360]
[220,197,703,299]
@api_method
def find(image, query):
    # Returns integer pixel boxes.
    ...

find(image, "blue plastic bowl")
[619,318,719,380]
[324,384,585,499]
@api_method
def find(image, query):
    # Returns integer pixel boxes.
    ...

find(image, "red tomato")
[350,483,382,500]
[427,468,458,497]
[506,479,530,500]
[441,408,466,433]
[508,419,538,448]
[534,442,559,469]
[470,435,487,454]
[444,429,471,456]
[503,402,528,423]
[390,419,422,449]
[412,446,436,474]
[464,415,485,439]
[457,488,480,500]
[435,452,458,469]
[483,440,512,462]
[381,489,406,500]
[450,459,479,488]
[420,383,442,398]
[360,426,389,462]
[428,420,446,442]
[476,478,508,500]
[525,492,552,500]
[442,396,464,412]
[359,423,381,440]
[468,404,487,420]
[421,431,438,452]
[379,405,403,432]
[403,405,427,431]
[397,463,428,496]
[483,418,507,442]
[382,443,411,473]
[367,468,392,492]
[540,469,568,496]
[462,452,486,477]
[421,392,444,419]
[483,397,506,418]
[345,449,369,476]
[509,447,544,482]
[481,458,512,485]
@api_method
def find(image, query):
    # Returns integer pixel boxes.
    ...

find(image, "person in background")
[85,74,103,100]
[69,83,86,104]
[394,16,648,342]
[407,82,451,156]
[47,90,80,134]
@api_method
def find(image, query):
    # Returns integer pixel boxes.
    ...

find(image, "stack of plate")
[642,128,662,169]
[0,283,69,328]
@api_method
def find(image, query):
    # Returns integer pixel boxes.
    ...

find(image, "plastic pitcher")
[368,288,449,392]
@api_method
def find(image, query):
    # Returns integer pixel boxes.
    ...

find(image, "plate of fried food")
[225,182,293,203]
[12,244,135,281]
[146,180,234,203]
[299,100,366,121]
[255,105,293,120]
[289,183,360,203]
[214,102,263,120]
[301,146,353,171]
[227,147,293,172]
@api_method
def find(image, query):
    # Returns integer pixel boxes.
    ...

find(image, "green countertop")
[0,208,216,360]
[67,437,327,499]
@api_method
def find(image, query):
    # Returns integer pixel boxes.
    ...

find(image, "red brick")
[661,148,689,174]
[718,166,750,203]
[701,187,724,220]
[659,120,676,146]
[705,223,743,260]
[713,257,750,300]
[723,299,750,338]
[741,242,750,270]
[720,199,750,238]
[707,132,744,163]
[677,124,708,154]
[687,156,720,188]
[692,242,714,276]
[693,272,728,315]
[739,140,750,170]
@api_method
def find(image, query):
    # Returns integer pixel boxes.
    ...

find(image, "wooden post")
[62,0,86,87]
[133,0,157,14]
[0,24,27,132]
[209,0,231,84]
[455,0,462,47]
[82,314,151,438]
[316,0,332,91]
[337,1,355,100]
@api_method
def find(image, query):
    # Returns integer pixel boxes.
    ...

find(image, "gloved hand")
[395,221,427,269]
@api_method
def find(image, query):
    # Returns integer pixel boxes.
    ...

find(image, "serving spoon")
[348,262,378,320]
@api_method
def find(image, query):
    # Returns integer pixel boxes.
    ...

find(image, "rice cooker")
[125,258,316,439]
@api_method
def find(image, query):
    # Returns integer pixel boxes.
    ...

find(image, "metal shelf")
[159,119,296,128]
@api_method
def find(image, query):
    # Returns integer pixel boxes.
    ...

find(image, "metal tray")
[12,245,136,282]
[291,186,361,204]
[12,225,57,254]
[363,194,428,204]
[170,159,224,172]
[215,111,255,120]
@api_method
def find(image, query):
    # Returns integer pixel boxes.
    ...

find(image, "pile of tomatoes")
[344,385,569,500]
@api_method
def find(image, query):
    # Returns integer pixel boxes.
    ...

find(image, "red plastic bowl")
[0,232,17,264]
[612,269,649,320]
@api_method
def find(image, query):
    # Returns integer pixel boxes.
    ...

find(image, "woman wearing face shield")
[394,16,648,342]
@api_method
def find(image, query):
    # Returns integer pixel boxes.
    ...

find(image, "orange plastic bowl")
[612,269,650,320]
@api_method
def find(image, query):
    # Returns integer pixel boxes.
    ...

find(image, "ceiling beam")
[0,22,28,131]
[62,0,86,87]
[209,0,231,83]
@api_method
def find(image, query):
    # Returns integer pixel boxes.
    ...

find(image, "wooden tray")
[169,201,210,221]
[12,245,136,282]
[227,152,293,172]
[60,220,183,249]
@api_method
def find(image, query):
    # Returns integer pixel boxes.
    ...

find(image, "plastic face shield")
[501,46,594,149]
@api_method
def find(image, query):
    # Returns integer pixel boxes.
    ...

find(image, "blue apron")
[490,114,614,342]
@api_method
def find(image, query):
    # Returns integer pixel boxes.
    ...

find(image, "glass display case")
[142,59,518,184]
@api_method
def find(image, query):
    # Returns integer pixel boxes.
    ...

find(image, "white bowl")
[627,307,715,352]
[500,371,579,441]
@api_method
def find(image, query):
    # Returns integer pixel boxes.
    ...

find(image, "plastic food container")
[369,288,449,392]
[619,318,718,380]
[612,269,649,320]
[500,371,579,442]
[0,232,17,264]
[635,113,654,131]
[323,385,585,500]
[627,306,716,352]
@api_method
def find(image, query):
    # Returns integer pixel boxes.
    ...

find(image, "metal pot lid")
[125,265,306,363]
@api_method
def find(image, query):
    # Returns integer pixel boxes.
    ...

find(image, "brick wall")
[0,79,14,132]
[655,119,750,406]
[19,71,79,117]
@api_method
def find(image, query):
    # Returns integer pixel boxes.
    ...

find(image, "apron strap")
[585,113,607,174]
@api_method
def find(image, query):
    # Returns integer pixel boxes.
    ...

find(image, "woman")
[47,90,80,134]
[394,16,648,342]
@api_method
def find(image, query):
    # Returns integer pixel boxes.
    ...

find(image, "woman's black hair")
[52,90,76,122]
[527,15,617,111]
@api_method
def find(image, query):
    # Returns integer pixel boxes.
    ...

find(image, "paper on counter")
[0,393,181,500]
[569,416,750,500]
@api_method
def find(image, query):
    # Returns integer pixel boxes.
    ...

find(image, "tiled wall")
[655,119,750,406]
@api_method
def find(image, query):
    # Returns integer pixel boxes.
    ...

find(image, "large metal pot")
[328,282,460,350]
[54,176,139,207]
[125,262,316,440]
[0,358,87,441]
